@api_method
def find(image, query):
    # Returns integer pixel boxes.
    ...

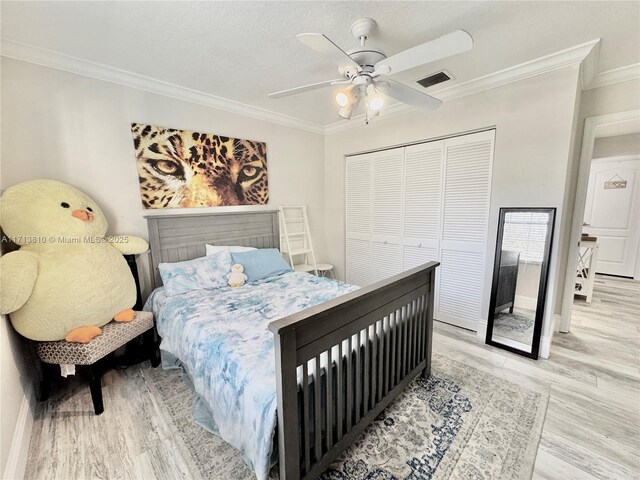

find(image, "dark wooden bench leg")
[144,326,161,368]
[87,364,104,415]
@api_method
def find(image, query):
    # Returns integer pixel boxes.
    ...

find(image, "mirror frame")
[485,207,556,359]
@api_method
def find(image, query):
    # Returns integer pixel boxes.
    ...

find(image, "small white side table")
[315,263,335,279]
[575,240,599,303]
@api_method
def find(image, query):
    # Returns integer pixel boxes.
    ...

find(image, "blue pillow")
[230,248,292,283]
[159,251,231,296]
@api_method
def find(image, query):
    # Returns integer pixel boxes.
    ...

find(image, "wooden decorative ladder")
[279,206,318,276]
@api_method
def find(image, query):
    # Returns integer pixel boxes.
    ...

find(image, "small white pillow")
[205,244,257,256]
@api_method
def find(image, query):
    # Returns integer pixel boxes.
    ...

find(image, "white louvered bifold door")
[371,148,404,283]
[345,153,373,286]
[436,130,495,330]
[402,141,444,270]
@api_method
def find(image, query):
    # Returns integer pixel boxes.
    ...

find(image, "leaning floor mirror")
[486,208,556,359]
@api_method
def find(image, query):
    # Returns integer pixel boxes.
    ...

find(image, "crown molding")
[585,63,640,90]
[324,39,600,135]
[579,39,600,89]
[2,37,610,136]
[0,39,325,135]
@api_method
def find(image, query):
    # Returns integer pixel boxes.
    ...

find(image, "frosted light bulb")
[335,91,350,107]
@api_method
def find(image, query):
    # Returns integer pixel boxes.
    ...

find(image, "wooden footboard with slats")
[269,262,438,480]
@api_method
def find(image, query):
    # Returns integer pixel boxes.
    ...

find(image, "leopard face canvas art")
[131,123,268,209]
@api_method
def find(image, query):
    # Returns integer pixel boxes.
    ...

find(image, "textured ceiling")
[2,1,639,126]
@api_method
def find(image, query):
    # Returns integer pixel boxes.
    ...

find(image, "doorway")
[561,109,640,333]
[583,155,640,278]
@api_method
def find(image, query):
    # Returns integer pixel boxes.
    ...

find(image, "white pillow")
[205,244,257,256]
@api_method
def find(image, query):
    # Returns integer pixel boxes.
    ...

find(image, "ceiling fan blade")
[371,64,392,78]
[297,33,362,72]
[385,80,442,111]
[376,30,473,75]
[268,78,343,99]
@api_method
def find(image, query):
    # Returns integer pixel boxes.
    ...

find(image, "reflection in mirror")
[486,208,556,359]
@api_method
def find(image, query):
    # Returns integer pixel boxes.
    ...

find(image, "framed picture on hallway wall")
[130,123,268,209]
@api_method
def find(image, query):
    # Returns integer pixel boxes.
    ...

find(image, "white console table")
[575,240,599,303]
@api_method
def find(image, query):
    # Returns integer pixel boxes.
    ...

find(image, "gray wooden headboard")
[145,210,280,289]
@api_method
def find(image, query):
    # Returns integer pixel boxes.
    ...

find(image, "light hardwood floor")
[436,275,640,480]
[25,275,639,480]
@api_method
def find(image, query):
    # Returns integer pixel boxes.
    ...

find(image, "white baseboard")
[435,313,480,332]
[3,386,34,480]
[476,321,487,340]
[540,314,562,358]
[539,335,552,359]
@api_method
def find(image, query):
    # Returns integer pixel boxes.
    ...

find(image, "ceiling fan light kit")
[368,95,384,111]
[338,106,354,120]
[338,87,360,119]
[268,18,473,125]
[335,87,354,108]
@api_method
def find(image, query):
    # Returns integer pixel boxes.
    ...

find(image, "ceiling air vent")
[416,70,453,89]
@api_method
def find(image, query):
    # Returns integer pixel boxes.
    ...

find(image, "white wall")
[1,58,327,291]
[324,66,582,350]
[0,57,326,478]
[515,262,542,304]
[593,133,640,159]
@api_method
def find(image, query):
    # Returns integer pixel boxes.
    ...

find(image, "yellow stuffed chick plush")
[0,179,149,343]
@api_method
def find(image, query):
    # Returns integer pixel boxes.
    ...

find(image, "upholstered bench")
[36,311,159,415]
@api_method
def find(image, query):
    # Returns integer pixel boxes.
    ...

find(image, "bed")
[145,210,439,480]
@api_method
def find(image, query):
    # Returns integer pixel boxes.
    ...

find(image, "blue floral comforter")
[144,271,357,480]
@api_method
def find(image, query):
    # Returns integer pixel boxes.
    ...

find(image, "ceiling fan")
[268,18,473,123]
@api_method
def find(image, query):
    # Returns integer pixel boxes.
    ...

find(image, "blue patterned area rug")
[146,354,548,480]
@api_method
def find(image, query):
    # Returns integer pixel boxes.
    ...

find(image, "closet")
[345,129,495,330]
